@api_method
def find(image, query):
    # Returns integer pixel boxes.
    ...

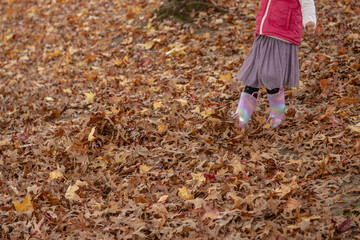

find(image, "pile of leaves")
[0,0,359,239]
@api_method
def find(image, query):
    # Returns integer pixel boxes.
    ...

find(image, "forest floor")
[0,0,360,239]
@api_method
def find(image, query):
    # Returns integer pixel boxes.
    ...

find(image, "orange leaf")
[13,195,34,212]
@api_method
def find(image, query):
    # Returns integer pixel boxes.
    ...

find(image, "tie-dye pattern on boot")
[267,88,285,128]
[235,92,257,128]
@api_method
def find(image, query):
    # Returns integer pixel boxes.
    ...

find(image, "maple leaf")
[13,195,34,212]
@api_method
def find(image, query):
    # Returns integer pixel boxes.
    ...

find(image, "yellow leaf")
[63,88,72,94]
[219,72,232,84]
[176,98,188,106]
[158,195,168,203]
[88,127,96,142]
[349,124,360,133]
[287,225,300,229]
[68,46,78,55]
[84,92,95,102]
[49,170,63,180]
[142,41,155,50]
[275,184,292,198]
[49,49,62,58]
[178,186,194,200]
[166,44,187,56]
[200,108,215,118]
[65,185,80,201]
[347,33,359,40]
[186,173,206,187]
[190,105,201,114]
[153,101,164,110]
[139,164,152,174]
[158,124,167,133]
[13,195,34,212]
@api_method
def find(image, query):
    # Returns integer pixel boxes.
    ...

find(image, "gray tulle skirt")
[236,35,300,90]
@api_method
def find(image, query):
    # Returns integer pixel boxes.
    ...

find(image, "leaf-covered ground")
[1,0,359,239]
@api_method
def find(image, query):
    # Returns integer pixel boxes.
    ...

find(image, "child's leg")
[235,86,259,128]
[267,88,285,128]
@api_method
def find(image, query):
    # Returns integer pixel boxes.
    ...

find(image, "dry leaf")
[230,158,245,175]
[158,124,167,133]
[186,173,206,187]
[200,108,215,118]
[178,186,194,200]
[139,164,152,174]
[153,101,164,110]
[65,185,80,201]
[176,98,188,106]
[158,195,168,203]
[84,92,95,102]
[348,124,360,133]
[13,195,34,212]
[88,127,96,142]
[49,170,64,180]
[201,205,220,220]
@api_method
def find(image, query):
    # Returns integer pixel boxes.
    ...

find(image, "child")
[235,0,317,128]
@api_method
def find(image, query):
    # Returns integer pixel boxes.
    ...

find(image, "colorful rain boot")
[267,88,285,128]
[235,92,257,128]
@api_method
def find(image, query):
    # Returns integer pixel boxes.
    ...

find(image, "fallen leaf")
[84,92,95,102]
[49,170,64,180]
[201,205,220,220]
[186,173,206,187]
[13,195,34,212]
[178,186,194,200]
[337,217,352,233]
[200,108,215,118]
[65,185,80,201]
[176,98,188,106]
[88,127,96,142]
[139,164,152,174]
[158,124,167,133]
[348,124,360,133]
[285,198,301,212]
[153,101,164,110]
[158,195,168,203]
[230,158,245,175]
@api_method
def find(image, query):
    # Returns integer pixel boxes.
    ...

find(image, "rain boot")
[267,88,285,128]
[235,92,258,128]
